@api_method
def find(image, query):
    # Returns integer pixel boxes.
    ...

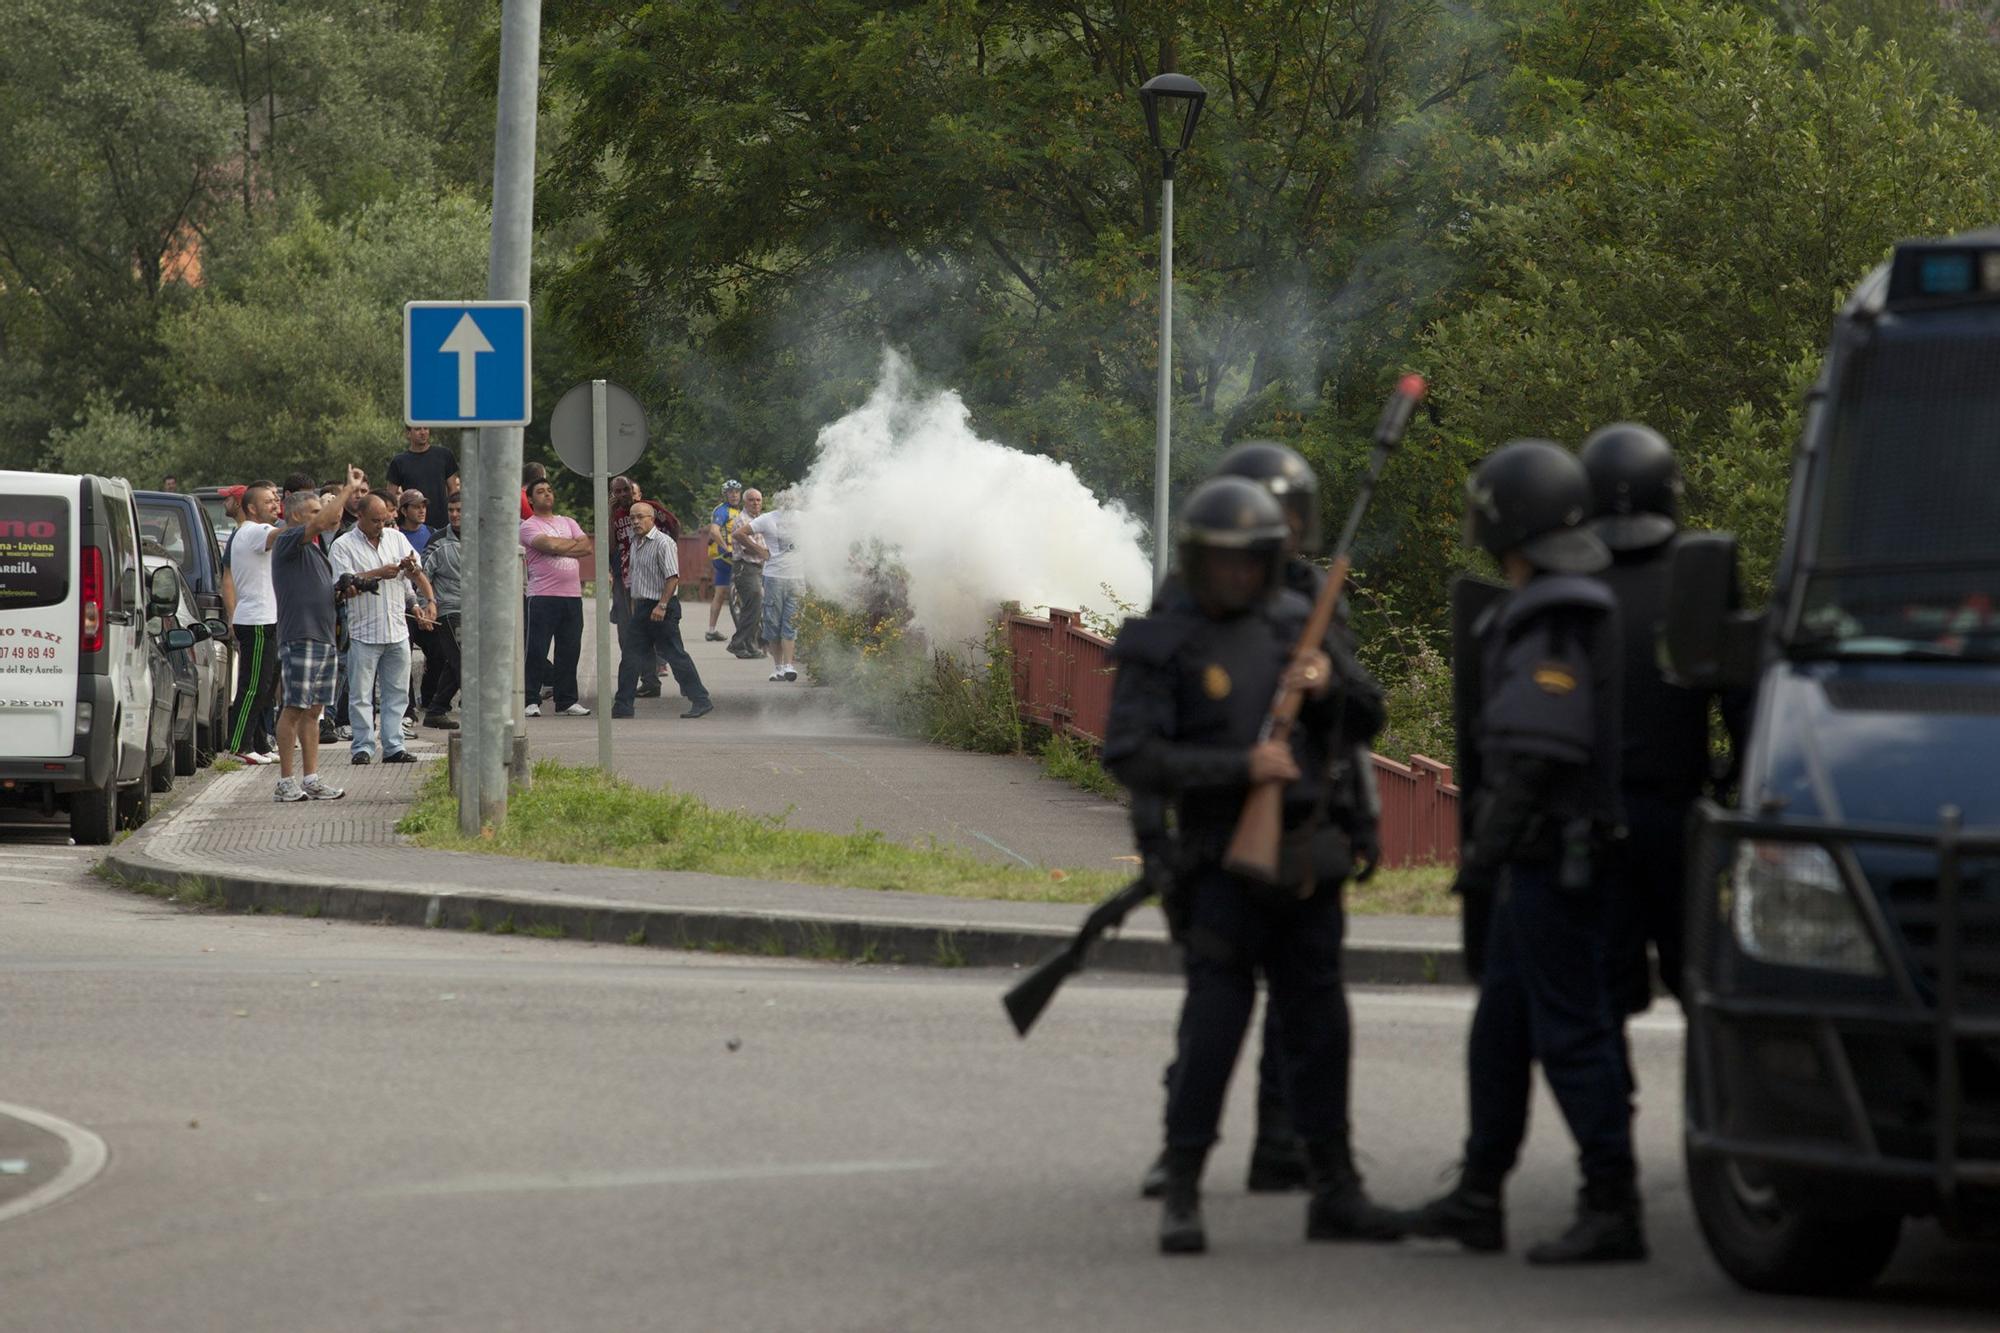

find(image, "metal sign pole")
[473,0,540,826]
[591,379,614,770]
[457,437,482,834]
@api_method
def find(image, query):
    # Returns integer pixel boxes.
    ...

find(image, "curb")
[100,788,1469,985]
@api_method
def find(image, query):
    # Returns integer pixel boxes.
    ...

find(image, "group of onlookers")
[217,428,467,802]
[213,451,806,797]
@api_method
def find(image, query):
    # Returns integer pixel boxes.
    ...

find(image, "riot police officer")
[1579,423,1737,1015]
[1403,440,1644,1264]
[1136,442,1382,1200]
[1104,476,1403,1255]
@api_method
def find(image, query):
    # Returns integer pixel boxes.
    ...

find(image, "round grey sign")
[549,380,648,476]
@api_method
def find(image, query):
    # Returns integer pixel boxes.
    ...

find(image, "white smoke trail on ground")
[786,350,1151,649]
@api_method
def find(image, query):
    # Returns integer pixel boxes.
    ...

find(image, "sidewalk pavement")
[103,617,1466,985]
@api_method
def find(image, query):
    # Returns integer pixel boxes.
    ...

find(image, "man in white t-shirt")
[329,492,436,763]
[219,480,283,763]
[745,504,802,682]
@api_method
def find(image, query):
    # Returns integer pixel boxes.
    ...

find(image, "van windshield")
[1795,323,2000,660]
[0,495,70,611]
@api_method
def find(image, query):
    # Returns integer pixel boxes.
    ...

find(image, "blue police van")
[1666,230,2000,1293]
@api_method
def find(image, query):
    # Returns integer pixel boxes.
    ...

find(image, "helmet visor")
[1518,525,1612,575]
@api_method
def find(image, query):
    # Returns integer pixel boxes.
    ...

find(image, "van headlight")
[1730,842,1883,975]
[74,701,92,735]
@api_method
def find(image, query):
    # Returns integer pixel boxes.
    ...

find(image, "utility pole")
[470,0,542,827]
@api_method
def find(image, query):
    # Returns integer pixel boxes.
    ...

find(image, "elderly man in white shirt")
[329,492,437,764]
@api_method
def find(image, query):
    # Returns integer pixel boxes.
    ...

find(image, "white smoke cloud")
[785,350,1151,648]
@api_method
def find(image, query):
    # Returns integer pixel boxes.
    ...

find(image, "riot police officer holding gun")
[1098,376,1424,1255]
[1403,440,1644,1265]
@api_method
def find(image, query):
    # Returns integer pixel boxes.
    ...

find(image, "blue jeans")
[761,576,800,644]
[348,638,411,759]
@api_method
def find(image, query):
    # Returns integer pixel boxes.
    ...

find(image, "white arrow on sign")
[438,313,495,418]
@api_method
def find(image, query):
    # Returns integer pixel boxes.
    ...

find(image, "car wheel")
[1686,1140,1902,1295]
[69,765,119,845]
[177,708,200,776]
[195,716,214,767]
[151,708,177,793]
[120,765,153,830]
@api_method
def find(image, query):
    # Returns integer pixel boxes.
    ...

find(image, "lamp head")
[1139,73,1207,159]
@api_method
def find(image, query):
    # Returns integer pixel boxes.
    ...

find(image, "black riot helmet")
[1463,439,1610,575]
[1213,440,1322,554]
[1175,477,1290,617]
[1579,422,1681,551]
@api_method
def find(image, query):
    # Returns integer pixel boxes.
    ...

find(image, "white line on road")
[0,1101,109,1228]
[337,1158,941,1203]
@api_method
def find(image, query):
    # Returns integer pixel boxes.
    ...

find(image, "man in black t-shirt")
[386,426,458,533]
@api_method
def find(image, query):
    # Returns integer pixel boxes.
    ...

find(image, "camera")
[335,572,382,597]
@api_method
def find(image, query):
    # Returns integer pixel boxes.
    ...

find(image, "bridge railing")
[1005,608,1458,867]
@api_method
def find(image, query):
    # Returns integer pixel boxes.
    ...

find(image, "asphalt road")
[2,828,1996,1331]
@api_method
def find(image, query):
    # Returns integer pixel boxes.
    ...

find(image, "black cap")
[1463,439,1610,575]
[1212,440,1322,553]
[1579,422,1680,551]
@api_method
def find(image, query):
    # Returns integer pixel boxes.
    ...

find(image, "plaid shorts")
[281,639,340,709]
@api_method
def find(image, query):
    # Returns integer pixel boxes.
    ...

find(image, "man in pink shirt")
[519,478,595,717]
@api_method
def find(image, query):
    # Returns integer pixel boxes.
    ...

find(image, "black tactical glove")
[1452,862,1497,985]
[1351,825,1381,884]
[1144,851,1189,942]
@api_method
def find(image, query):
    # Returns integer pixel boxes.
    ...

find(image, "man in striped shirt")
[613,501,712,719]
[329,492,437,763]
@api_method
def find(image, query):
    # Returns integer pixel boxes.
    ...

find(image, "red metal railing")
[1006,608,1459,867]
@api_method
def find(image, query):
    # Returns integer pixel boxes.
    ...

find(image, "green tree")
[1415,5,2000,603]
[160,193,492,484]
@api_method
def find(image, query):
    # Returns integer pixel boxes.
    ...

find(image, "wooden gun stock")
[1221,374,1425,886]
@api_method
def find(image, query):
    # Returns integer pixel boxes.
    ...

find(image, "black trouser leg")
[228,623,278,754]
[524,597,557,707]
[654,599,710,705]
[1610,789,1693,1013]
[1466,862,1635,1186]
[425,617,461,713]
[551,598,583,709]
[615,606,657,708]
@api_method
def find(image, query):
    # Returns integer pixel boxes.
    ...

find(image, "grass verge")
[398,760,1130,904]
[398,760,1456,915]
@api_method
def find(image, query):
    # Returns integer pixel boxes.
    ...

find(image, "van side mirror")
[148,566,180,613]
[204,617,230,640]
[1664,533,1763,691]
[161,627,197,652]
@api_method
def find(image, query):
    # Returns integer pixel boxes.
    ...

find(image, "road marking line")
[0,1101,109,1228]
[966,830,1036,868]
[347,1157,940,1202]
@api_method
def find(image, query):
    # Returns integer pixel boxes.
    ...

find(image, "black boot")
[1140,1149,1169,1200]
[1402,1167,1506,1253]
[1304,1140,1406,1242]
[1159,1146,1208,1255]
[1525,1177,1647,1265]
[1246,1135,1310,1193]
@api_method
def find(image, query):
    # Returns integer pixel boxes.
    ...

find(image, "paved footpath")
[105,613,1461,982]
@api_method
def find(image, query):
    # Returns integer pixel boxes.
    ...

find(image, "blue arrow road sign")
[404,301,532,427]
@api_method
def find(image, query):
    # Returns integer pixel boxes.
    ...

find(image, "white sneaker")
[336,725,353,741]
[400,718,418,737]
[301,777,345,801]
[273,778,306,802]
[782,667,798,682]
[254,751,279,765]
[524,703,541,718]
[237,751,270,766]
[558,703,591,717]
[769,670,786,682]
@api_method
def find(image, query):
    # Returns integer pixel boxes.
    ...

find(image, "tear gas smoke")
[786,350,1151,648]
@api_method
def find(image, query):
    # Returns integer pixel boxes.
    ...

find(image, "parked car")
[191,485,239,548]
[0,471,195,842]
[136,490,234,756]
[142,552,228,776]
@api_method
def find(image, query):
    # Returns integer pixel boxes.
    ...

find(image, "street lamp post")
[1138,72,1206,589]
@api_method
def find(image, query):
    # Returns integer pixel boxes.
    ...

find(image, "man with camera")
[271,467,369,802]
[329,491,437,765]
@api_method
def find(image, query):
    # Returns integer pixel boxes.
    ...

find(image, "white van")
[0,471,173,842]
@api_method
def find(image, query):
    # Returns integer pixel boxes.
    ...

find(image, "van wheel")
[176,712,200,776]
[69,770,118,845]
[119,768,153,830]
[1687,1144,1901,1295]
[194,717,214,768]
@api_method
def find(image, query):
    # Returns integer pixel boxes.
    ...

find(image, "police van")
[0,471,190,842]
[1667,230,2000,1293]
